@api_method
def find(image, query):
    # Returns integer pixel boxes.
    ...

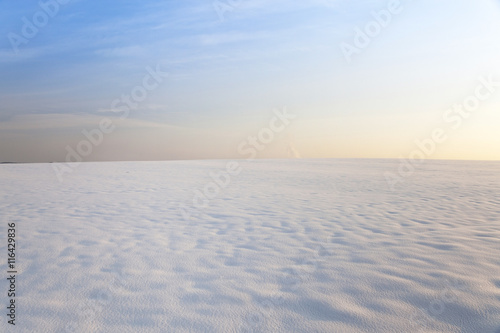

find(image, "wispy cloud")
[198,31,266,46]
[0,46,49,63]
[0,114,178,131]
[94,46,147,58]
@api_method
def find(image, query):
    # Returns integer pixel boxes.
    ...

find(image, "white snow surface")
[1,159,500,333]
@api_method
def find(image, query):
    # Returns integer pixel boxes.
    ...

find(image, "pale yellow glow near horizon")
[289,103,500,161]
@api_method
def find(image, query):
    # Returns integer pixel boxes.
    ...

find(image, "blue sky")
[1,0,500,162]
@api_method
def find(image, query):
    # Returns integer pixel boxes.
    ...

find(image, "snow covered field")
[1,159,500,332]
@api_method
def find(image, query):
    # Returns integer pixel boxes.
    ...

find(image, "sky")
[1,0,500,163]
